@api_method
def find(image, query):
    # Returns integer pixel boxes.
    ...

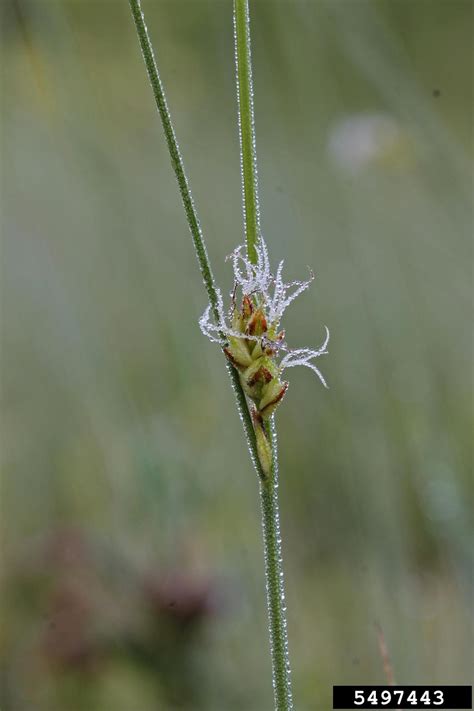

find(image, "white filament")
[199,237,329,386]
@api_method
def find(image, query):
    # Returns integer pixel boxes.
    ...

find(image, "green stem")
[261,420,293,710]
[128,0,218,318]
[129,1,293,707]
[128,0,266,480]
[234,2,293,709]
[234,0,260,263]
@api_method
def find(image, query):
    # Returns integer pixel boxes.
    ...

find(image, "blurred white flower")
[328,112,413,173]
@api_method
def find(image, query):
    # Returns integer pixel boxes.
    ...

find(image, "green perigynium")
[200,236,329,476]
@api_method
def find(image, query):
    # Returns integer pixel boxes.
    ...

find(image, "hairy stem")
[234,0,260,263]
[261,420,293,710]
[128,0,266,479]
[234,1,293,709]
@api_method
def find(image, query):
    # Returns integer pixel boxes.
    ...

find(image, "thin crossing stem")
[129,0,218,319]
[128,0,266,482]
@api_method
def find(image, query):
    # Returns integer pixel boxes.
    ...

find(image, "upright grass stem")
[233,0,260,263]
[129,0,293,707]
[234,1,293,708]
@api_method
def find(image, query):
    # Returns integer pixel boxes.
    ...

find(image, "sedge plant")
[128,1,328,708]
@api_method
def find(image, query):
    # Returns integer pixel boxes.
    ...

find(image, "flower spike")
[199,236,329,475]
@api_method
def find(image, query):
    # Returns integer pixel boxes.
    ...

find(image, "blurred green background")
[1,0,472,709]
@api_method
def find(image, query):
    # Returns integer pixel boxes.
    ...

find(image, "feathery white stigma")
[199,237,329,388]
